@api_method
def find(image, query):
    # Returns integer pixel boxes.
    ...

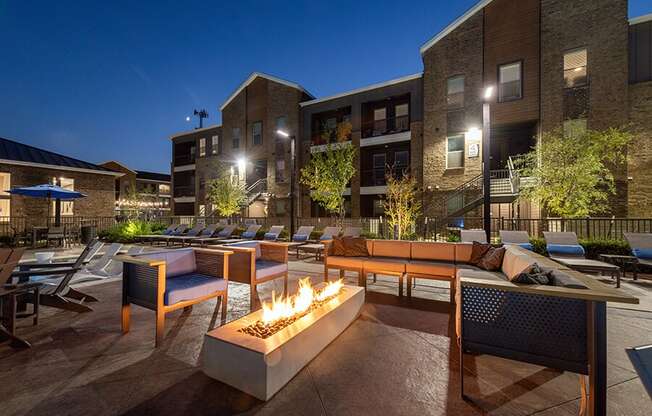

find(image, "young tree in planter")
[300,121,355,224]
[121,182,145,221]
[383,172,421,240]
[518,127,632,218]
[206,168,247,218]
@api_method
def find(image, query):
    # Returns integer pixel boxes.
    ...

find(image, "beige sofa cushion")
[455,243,474,263]
[410,242,455,262]
[372,240,411,259]
[501,247,536,280]
[326,256,366,269]
[363,257,407,274]
[406,260,456,278]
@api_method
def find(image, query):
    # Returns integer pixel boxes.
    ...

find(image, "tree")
[121,182,144,220]
[518,127,632,218]
[383,172,421,240]
[300,121,355,223]
[206,168,247,217]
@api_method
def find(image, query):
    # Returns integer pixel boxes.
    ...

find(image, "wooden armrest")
[113,254,165,267]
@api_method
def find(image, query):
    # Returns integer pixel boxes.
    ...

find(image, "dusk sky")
[2,1,650,173]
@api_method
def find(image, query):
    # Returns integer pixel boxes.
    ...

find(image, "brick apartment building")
[171,0,652,220]
[100,161,171,217]
[0,136,121,228]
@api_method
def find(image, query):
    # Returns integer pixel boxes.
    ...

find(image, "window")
[373,108,386,121]
[51,177,74,216]
[199,138,206,157]
[0,172,10,221]
[563,119,587,137]
[373,108,387,136]
[372,198,385,217]
[199,177,205,190]
[447,75,465,108]
[211,135,219,155]
[232,128,240,149]
[395,103,409,131]
[564,48,587,88]
[372,153,386,186]
[0,200,10,221]
[252,121,262,145]
[498,62,522,102]
[275,159,285,183]
[198,204,205,216]
[447,135,464,169]
[158,184,170,195]
[0,173,10,197]
[394,150,409,169]
[275,199,286,216]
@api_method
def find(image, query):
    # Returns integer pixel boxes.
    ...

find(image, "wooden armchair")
[214,241,289,310]
[117,248,232,347]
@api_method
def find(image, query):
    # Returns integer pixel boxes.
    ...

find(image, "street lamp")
[276,129,296,237]
[482,86,494,243]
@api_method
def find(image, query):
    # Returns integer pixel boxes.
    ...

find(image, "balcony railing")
[173,185,195,198]
[360,166,409,187]
[361,115,409,139]
[310,130,352,146]
[174,154,196,166]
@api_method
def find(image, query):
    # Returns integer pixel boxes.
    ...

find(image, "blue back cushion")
[517,243,533,251]
[546,244,585,257]
[264,232,277,240]
[241,231,256,239]
[633,248,652,260]
[293,234,309,242]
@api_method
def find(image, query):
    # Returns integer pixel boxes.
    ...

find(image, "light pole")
[482,86,494,243]
[276,129,296,237]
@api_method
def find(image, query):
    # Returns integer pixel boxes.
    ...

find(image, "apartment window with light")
[564,48,587,88]
[211,135,219,155]
[446,75,465,108]
[198,204,205,216]
[232,128,240,149]
[394,150,409,173]
[373,108,387,136]
[158,184,170,195]
[498,62,522,102]
[199,138,206,157]
[51,177,74,216]
[0,173,10,221]
[252,121,263,146]
[395,103,409,131]
[447,135,464,169]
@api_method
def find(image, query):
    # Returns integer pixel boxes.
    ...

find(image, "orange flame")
[261,278,343,325]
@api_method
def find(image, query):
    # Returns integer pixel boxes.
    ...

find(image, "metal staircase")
[242,178,268,207]
[439,156,524,220]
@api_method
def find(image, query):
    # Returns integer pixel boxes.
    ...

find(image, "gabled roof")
[420,0,493,56]
[630,13,652,25]
[219,72,314,111]
[300,73,422,107]
[170,124,221,140]
[0,136,120,176]
[136,170,171,183]
[99,160,137,175]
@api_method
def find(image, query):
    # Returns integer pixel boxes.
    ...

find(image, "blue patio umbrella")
[7,184,87,226]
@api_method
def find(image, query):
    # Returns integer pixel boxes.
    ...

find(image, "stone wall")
[628,81,652,217]
[421,11,484,218]
[0,164,116,228]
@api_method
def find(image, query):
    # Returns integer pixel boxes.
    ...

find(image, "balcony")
[360,166,409,187]
[173,185,195,198]
[361,115,409,139]
[174,154,196,167]
[310,127,352,146]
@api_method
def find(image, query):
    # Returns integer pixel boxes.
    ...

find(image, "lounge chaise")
[543,231,622,287]
[193,224,238,246]
[262,225,284,241]
[286,226,315,259]
[624,233,652,269]
[118,248,232,347]
[461,230,487,243]
[137,224,178,243]
[499,230,533,250]
[298,226,341,260]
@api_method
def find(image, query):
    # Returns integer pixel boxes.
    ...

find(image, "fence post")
[585,217,590,239]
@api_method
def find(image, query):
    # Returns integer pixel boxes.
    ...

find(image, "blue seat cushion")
[264,232,278,240]
[255,260,287,280]
[547,244,585,257]
[241,231,257,239]
[633,248,652,260]
[517,243,533,251]
[164,273,227,306]
[293,234,309,242]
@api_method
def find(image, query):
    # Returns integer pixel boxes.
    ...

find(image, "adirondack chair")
[12,238,103,312]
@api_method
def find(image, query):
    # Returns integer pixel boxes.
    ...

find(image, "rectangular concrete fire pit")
[202,284,364,401]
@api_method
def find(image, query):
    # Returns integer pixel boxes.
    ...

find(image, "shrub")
[529,237,547,256]
[527,237,630,259]
[99,220,160,243]
[445,233,461,242]
[361,231,380,240]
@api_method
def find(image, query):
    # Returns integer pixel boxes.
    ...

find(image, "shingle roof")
[0,136,113,173]
[136,170,171,182]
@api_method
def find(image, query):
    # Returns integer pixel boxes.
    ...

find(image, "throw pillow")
[469,241,491,265]
[477,246,506,271]
[342,237,370,257]
[510,264,554,285]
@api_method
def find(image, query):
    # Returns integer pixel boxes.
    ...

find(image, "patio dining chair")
[46,226,65,247]
[460,230,487,244]
[624,233,652,268]
[499,230,533,250]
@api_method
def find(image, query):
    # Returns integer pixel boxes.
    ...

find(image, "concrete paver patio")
[1,256,651,415]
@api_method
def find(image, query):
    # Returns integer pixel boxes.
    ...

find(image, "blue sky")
[1,0,650,173]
